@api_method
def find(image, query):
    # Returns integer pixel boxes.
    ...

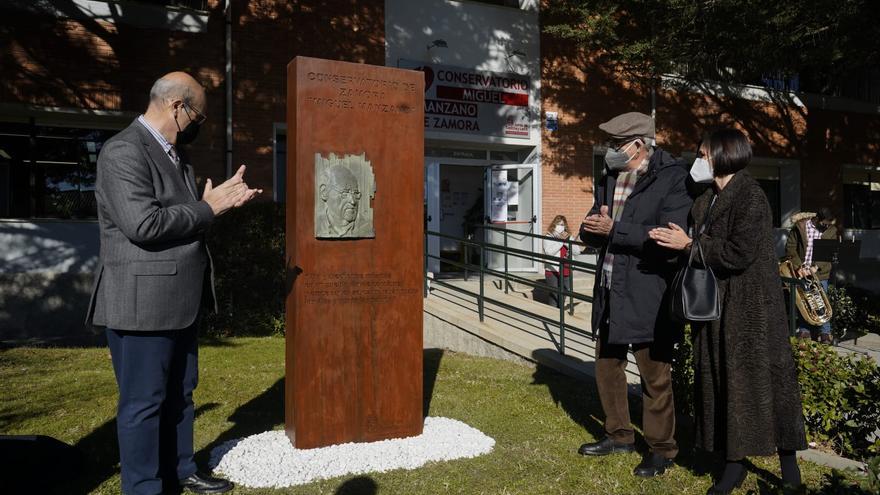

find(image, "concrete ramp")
[423,276,641,389]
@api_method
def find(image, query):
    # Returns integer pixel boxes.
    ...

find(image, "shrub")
[794,338,880,461]
[204,202,286,337]
[671,324,694,419]
[673,325,880,461]
[827,286,870,341]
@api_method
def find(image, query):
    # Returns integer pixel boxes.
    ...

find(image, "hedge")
[204,202,286,337]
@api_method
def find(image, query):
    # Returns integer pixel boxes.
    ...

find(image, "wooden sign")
[285,57,425,449]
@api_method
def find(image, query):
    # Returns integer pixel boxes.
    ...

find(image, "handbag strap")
[689,194,718,266]
[697,194,718,235]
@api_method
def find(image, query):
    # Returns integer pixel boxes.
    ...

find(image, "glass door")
[486,163,537,272]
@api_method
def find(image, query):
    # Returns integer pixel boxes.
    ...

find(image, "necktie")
[170,146,196,199]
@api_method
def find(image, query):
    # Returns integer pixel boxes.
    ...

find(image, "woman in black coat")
[649,129,807,494]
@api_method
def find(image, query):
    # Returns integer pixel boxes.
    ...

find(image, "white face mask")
[690,157,714,184]
[554,224,565,234]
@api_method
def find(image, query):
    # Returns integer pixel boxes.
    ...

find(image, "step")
[424,282,641,387]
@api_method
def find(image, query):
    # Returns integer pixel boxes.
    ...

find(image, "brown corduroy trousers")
[594,290,679,458]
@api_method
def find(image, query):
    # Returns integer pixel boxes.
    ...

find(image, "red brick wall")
[801,107,880,222]
[0,1,386,194]
[230,0,385,193]
[540,36,653,232]
[539,31,836,231]
[0,2,229,182]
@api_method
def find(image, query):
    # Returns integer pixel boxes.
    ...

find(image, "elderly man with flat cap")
[577,112,692,477]
[86,72,261,495]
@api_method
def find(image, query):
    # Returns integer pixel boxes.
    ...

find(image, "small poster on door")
[507,180,519,206]
[490,170,509,222]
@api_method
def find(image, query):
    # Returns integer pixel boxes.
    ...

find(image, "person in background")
[649,128,807,495]
[543,215,572,308]
[785,208,839,343]
[577,112,692,478]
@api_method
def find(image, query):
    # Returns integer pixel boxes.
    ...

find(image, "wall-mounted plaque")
[314,152,375,238]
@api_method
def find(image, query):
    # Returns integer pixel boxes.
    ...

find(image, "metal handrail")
[780,275,803,337]
[425,225,807,351]
[474,223,596,319]
[425,226,597,356]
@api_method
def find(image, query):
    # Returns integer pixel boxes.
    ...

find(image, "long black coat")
[580,149,692,344]
[691,171,808,459]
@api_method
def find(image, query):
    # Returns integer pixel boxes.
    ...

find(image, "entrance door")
[437,164,485,274]
[486,164,536,272]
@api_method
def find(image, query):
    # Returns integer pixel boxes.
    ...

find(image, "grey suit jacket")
[86,119,217,331]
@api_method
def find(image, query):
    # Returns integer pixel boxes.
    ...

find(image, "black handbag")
[670,199,720,322]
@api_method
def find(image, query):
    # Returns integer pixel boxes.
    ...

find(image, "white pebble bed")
[208,417,495,488]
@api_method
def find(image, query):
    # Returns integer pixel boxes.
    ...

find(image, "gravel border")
[208,417,495,488]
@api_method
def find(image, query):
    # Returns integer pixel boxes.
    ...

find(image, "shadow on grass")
[335,475,378,494]
[529,348,719,480]
[59,403,220,495]
[424,348,444,417]
[195,379,284,469]
[197,333,244,348]
[529,356,616,448]
[194,348,444,470]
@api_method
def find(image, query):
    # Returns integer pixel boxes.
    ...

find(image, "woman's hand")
[648,222,692,251]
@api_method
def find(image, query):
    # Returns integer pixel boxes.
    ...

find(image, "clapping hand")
[203,165,263,216]
[582,205,613,236]
[648,222,691,251]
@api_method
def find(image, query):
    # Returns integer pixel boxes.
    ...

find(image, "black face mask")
[815,222,828,232]
[176,119,201,146]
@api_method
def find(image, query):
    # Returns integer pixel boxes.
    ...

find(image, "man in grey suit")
[86,72,260,495]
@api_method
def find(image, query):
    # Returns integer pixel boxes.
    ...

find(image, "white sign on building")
[399,59,531,140]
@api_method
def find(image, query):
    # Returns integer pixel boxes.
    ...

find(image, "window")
[467,0,521,7]
[592,147,606,189]
[843,166,880,229]
[0,122,116,219]
[134,0,208,10]
[749,164,782,228]
[273,125,286,202]
[798,67,880,105]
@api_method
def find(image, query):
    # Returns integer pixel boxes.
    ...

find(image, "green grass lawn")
[0,337,866,494]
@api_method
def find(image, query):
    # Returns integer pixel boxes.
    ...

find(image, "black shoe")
[781,483,807,495]
[577,437,636,456]
[633,452,674,477]
[706,468,747,494]
[179,471,233,494]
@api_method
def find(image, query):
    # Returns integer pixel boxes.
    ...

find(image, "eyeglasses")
[331,187,361,200]
[610,138,640,153]
[183,103,207,125]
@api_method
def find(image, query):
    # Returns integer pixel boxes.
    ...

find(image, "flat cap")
[599,112,655,140]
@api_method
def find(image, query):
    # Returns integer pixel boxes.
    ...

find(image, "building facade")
[1,0,879,338]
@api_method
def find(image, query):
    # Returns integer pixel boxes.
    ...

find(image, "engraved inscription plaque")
[314,152,375,238]
[286,57,425,449]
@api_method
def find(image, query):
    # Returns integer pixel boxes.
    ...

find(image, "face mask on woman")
[554,224,565,234]
[604,139,640,171]
[690,157,714,183]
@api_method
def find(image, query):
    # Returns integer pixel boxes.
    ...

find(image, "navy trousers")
[106,325,199,495]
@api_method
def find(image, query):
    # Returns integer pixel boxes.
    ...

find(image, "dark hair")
[707,128,752,176]
[815,207,834,223]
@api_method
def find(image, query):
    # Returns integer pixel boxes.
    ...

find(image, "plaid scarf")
[601,160,649,288]
[804,219,823,266]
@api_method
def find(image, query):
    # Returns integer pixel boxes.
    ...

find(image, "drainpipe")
[225,0,232,177]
